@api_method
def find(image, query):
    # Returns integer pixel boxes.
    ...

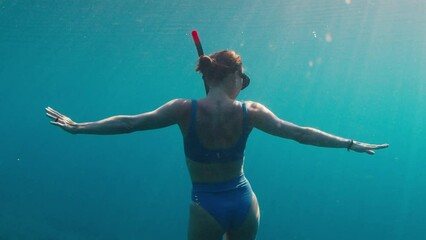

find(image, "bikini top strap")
[242,102,248,132]
[189,99,197,130]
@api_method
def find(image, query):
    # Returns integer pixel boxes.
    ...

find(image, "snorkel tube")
[191,30,250,95]
[192,30,204,57]
[191,30,209,94]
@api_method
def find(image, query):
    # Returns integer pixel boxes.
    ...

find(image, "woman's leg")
[188,202,225,240]
[224,194,260,240]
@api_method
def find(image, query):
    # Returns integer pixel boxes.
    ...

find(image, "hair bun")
[196,55,217,77]
[195,50,242,82]
[198,55,214,72]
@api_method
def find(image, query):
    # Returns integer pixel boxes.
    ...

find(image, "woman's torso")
[180,98,252,183]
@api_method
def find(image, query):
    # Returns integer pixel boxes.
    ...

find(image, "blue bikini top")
[184,100,251,163]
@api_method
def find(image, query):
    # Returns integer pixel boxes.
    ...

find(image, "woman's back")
[183,98,252,183]
[190,99,248,149]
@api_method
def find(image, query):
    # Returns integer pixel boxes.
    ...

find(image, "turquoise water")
[1,0,425,239]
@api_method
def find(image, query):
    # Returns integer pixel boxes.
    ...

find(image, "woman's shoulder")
[171,98,192,102]
[160,98,193,114]
[241,100,266,111]
[167,98,193,106]
[163,99,193,125]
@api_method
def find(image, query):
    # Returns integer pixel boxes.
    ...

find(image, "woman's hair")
[196,50,242,82]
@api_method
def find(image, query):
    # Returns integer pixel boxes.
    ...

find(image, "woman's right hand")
[45,107,79,134]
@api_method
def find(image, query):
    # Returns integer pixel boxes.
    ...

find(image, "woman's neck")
[206,86,236,101]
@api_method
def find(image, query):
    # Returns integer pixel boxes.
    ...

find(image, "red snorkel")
[191,30,209,94]
[192,30,204,57]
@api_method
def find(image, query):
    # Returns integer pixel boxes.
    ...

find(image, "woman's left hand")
[349,141,389,155]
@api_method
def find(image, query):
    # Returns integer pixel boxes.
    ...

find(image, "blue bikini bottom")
[191,175,253,231]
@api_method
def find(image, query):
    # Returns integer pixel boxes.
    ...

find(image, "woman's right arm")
[45,99,189,135]
[246,101,388,154]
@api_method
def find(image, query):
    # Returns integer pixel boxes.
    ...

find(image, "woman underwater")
[46,50,388,240]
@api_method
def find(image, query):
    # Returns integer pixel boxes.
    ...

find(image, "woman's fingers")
[50,121,62,126]
[46,112,60,121]
[366,150,375,155]
[364,143,388,154]
[353,142,388,154]
[368,144,388,154]
[375,144,389,149]
[45,107,65,119]
[45,108,59,119]
[46,107,76,128]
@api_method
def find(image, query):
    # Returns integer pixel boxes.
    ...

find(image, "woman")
[45,50,388,240]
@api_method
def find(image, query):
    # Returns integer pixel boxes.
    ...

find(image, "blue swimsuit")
[184,100,254,231]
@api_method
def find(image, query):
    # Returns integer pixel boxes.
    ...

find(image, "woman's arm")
[45,99,188,135]
[246,101,388,154]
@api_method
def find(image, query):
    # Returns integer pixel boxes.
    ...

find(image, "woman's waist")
[192,175,251,193]
[186,157,243,182]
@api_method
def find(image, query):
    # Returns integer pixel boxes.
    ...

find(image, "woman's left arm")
[247,101,388,155]
[46,99,187,135]
[289,127,389,155]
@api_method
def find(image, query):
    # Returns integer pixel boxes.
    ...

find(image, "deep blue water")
[1,0,425,239]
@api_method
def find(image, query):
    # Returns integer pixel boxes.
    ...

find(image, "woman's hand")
[349,140,389,155]
[45,107,79,134]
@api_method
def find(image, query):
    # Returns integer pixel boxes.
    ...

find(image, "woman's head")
[196,50,243,85]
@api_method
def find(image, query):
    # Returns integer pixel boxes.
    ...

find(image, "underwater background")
[1,0,425,239]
